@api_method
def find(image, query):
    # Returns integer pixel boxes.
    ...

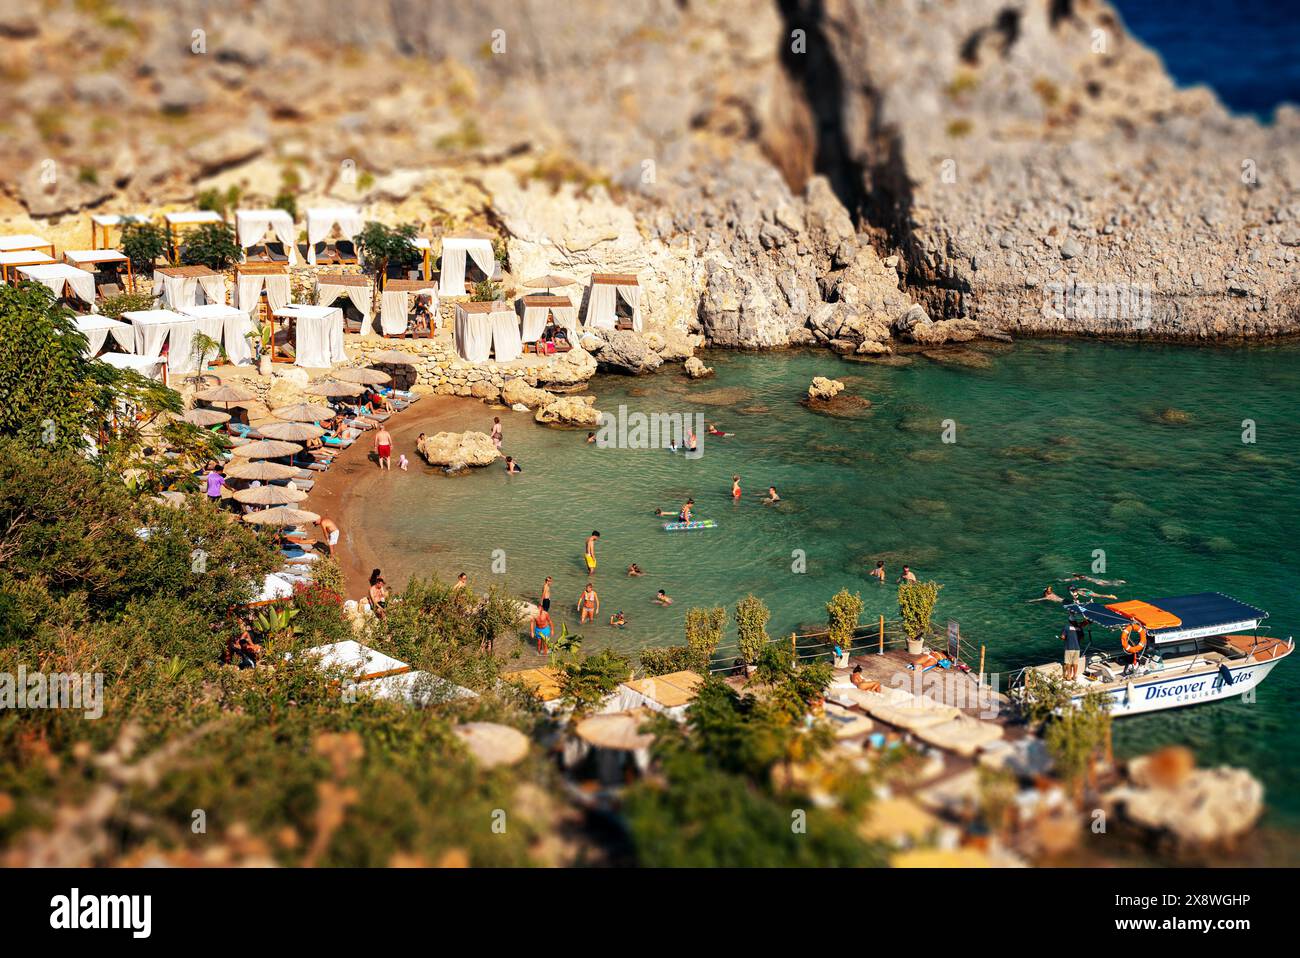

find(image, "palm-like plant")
[190,331,224,371]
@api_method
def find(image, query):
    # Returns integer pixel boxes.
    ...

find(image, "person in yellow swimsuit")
[584,530,600,573]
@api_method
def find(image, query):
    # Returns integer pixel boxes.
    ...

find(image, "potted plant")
[245,321,273,376]
[825,588,863,667]
[898,581,942,656]
[734,594,770,673]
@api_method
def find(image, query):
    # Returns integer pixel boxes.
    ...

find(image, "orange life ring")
[1121,623,1147,654]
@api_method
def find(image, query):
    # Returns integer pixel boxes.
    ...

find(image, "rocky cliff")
[1,0,1296,345]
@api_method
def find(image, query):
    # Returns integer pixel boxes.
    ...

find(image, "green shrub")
[734,595,770,665]
[825,588,863,653]
[898,581,942,640]
[180,222,241,270]
[119,221,167,272]
[557,649,630,716]
[98,290,155,320]
[685,606,726,666]
[639,645,698,676]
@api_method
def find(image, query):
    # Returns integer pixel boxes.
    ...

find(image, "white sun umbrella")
[230,439,302,459]
[184,408,231,427]
[334,367,392,385]
[257,421,325,442]
[366,350,417,366]
[271,402,336,422]
[304,379,365,398]
[224,460,300,481]
[233,484,308,506]
[243,506,320,527]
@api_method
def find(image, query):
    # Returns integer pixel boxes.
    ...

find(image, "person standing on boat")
[1061,617,1084,681]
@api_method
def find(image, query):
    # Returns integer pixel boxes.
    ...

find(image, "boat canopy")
[1064,592,1267,645]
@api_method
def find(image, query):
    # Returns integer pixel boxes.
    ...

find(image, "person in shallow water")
[1032,584,1064,603]
[764,486,780,503]
[627,563,644,576]
[532,606,552,653]
[505,456,522,473]
[731,475,741,500]
[586,431,596,444]
[541,575,552,611]
[870,560,886,582]
[491,416,502,450]
[678,499,694,523]
[706,422,732,437]
[584,531,600,573]
[609,610,627,627]
[898,565,917,583]
[579,582,599,623]
[374,426,393,471]
[655,589,673,605]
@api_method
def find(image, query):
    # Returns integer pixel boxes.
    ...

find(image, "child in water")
[610,611,627,627]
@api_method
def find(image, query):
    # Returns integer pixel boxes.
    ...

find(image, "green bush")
[639,645,698,676]
[898,581,942,640]
[685,606,726,666]
[180,222,241,270]
[119,220,167,272]
[557,649,630,716]
[826,588,863,653]
[734,594,770,665]
[98,290,155,320]
[356,221,421,277]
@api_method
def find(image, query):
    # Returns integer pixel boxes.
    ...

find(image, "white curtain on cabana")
[74,315,134,356]
[438,238,495,296]
[305,208,364,265]
[490,310,523,361]
[585,282,642,331]
[551,302,580,336]
[100,353,165,382]
[316,281,375,334]
[152,270,197,309]
[236,272,291,315]
[453,306,492,363]
[123,310,200,375]
[20,265,95,305]
[276,305,346,368]
[180,304,255,366]
[196,272,226,305]
[379,286,437,336]
[235,209,298,265]
[520,303,548,342]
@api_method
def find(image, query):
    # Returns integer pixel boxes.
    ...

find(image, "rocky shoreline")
[2,0,1297,353]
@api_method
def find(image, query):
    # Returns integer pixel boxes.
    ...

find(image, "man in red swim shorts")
[374,427,393,471]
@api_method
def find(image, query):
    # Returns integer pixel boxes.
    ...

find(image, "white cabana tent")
[179,303,257,366]
[305,207,363,265]
[164,210,224,259]
[99,352,166,382]
[73,314,134,356]
[298,640,477,706]
[234,265,291,315]
[89,213,151,249]
[520,294,579,343]
[437,235,496,297]
[454,301,520,363]
[64,250,133,294]
[378,279,437,337]
[122,308,205,375]
[606,671,703,721]
[0,250,55,283]
[71,314,130,360]
[0,233,55,256]
[314,274,374,334]
[17,263,96,307]
[585,273,643,331]
[153,265,226,309]
[272,304,346,368]
[235,208,298,265]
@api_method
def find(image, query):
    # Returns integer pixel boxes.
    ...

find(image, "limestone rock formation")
[807,376,845,401]
[535,395,600,428]
[416,431,501,470]
[683,356,714,379]
[593,330,663,375]
[1107,750,1264,845]
[500,378,554,410]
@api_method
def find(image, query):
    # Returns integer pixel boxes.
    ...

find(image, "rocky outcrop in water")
[416,431,501,471]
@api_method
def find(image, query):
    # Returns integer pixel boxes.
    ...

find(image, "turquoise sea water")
[364,340,1300,830]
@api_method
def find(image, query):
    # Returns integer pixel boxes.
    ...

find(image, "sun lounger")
[228,423,263,440]
[913,716,1004,757]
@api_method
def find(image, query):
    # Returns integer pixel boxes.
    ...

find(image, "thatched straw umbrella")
[243,507,320,527]
[453,722,530,769]
[271,402,336,423]
[230,439,302,460]
[522,274,576,293]
[183,408,231,427]
[224,460,300,481]
[257,421,325,442]
[335,367,391,385]
[232,484,308,506]
[366,350,418,366]
[304,379,365,398]
[195,384,254,409]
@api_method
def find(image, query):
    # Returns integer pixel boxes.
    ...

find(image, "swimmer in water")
[1029,584,1065,603]
[870,560,886,582]
[764,486,780,503]
[627,563,644,577]
[731,475,741,500]
[706,422,732,437]
[586,431,596,444]
[655,590,673,606]
[610,610,627,627]
[686,429,698,452]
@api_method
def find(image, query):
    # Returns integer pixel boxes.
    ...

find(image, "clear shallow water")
[365,341,1300,828]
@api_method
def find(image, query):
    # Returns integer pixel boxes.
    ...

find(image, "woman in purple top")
[204,465,225,502]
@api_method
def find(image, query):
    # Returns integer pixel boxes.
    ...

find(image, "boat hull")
[1070,657,1283,717]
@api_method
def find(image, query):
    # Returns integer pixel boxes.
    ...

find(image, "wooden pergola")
[316,273,372,333]
[63,250,134,295]
[0,250,55,284]
[164,211,224,262]
[89,213,153,250]
[379,279,437,338]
